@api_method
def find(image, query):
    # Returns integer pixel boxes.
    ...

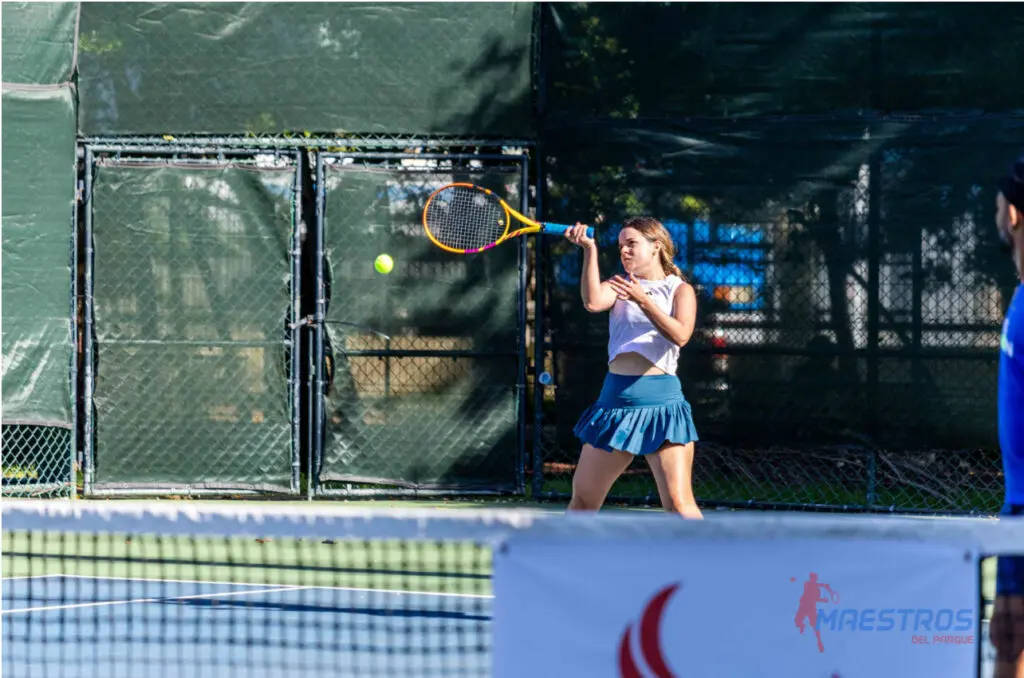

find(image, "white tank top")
[607,275,685,375]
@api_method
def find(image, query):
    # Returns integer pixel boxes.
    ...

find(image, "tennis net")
[1,500,540,678]
[4,501,1021,678]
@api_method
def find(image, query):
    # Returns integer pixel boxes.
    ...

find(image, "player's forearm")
[580,246,603,311]
[638,297,693,347]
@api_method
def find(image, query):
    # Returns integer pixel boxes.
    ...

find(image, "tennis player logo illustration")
[792,573,840,653]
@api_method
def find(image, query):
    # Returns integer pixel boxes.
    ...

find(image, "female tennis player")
[564,217,702,519]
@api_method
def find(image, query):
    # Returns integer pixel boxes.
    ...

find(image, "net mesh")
[423,186,508,252]
[2,502,1019,677]
[1,502,530,678]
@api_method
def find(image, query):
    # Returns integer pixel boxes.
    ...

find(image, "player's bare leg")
[567,444,634,511]
[646,441,702,519]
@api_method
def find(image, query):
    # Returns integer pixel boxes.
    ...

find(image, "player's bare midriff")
[608,351,668,376]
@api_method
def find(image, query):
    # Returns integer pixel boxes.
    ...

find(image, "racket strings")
[424,186,508,251]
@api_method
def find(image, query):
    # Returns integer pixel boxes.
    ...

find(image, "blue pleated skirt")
[573,373,699,456]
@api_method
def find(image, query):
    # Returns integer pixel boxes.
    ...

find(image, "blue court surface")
[2,574,491,677]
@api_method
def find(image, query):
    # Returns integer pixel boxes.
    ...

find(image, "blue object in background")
[552,218,767,312]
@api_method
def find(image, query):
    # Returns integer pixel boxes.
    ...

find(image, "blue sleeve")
[1000,285,1024,504]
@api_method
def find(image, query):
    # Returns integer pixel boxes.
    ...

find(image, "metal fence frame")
[312,150,531,499]
[79,136,534,152]
[79,144,304,497]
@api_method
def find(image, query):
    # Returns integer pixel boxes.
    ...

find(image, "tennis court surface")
[2,501,1018,677]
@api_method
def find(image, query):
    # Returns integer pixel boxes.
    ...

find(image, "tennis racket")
[422,183,594,254]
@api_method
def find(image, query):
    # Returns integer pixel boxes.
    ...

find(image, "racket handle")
[541,223,595,238]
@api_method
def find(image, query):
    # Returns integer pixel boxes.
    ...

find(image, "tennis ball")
[374,254,394,275]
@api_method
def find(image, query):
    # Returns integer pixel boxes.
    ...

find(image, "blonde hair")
[623,216,683,278]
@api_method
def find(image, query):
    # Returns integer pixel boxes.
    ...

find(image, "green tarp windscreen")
[543,4,1024,121]
[1,86,76,490]
[1,2,78,85]
[319,162,520,490]
[89,163,296,491]
[534,3,1024,511]
[78,2,534,136]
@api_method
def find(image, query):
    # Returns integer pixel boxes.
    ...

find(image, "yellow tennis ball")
[374,254,394,274]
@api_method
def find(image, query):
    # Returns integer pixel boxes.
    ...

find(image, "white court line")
[1,585,311,615]
[16,573,494,600]
[0,574,62,581]
[54,573,296,588]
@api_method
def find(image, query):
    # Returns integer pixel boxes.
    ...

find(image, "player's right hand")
[565,223,596,249]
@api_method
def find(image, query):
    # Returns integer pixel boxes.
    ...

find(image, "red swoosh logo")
[618,583,681,678]
[640,583,681,678]
[618,626,643,678]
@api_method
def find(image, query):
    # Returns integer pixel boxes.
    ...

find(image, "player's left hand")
[608,273,648,306]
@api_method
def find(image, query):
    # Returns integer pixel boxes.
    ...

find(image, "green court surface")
[3,531,491,597]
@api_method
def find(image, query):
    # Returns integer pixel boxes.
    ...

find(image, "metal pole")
[312,154,327,497]
[532,147,547,499]
[82,148,95,495]
[306,325,314,501]
[70,174,82,496]
[384,339,391,399]
[290,152,303,494]
[516,156,529,495]
[866,19,882,510]
[866,149,881,509]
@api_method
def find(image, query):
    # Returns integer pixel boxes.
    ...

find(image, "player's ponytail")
[658,247,682,278]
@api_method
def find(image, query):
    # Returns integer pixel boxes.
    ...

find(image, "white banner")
[493,535,978,678]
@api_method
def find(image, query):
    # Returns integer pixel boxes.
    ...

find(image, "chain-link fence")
[313,152,528,497]
[8,2,1021,511]
[531,116,1018,514]
[1,424,75,496]
[81,149,302,496]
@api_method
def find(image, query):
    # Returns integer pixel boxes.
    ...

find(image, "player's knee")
[568,492,602,511]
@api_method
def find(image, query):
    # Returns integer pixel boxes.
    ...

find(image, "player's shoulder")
[669,275,694,295]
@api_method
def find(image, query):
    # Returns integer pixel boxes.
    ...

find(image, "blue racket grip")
[541,223,595,239]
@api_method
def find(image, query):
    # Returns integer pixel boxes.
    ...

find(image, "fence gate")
[313,152,528,497]
[81,147,303,496]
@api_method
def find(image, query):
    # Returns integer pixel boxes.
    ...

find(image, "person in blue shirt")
[993,155,1024,678]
